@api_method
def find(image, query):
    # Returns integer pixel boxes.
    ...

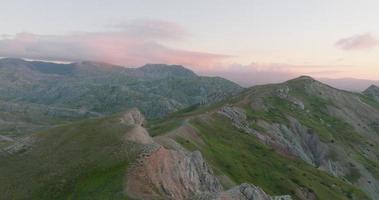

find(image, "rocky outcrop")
[120,108,146,126]
[294,187,317,200]
[218,106,268,142]
[125,125,154,144]
[127,145,222,200]
[215,184,290,200]
[256,117,327,168]
[218,105,250,132]
[121,109,154,144]
[125,109,291,200]
[275,86,304,110]
[0,135,35,156]
[125,109,222,200]
[126,144,291,200]
[218,105,327,168]
[193,183,292,200]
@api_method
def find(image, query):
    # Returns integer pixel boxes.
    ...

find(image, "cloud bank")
[335,33,379,51]
[0,19,228,67]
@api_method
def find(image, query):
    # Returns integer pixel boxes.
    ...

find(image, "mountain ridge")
[0,58,378,199]
[147,76,379,199]
[0,58,243,137]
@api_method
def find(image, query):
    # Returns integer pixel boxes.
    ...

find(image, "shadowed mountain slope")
[0,58,242,137]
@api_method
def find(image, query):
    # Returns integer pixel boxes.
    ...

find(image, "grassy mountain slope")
[148,76,379,199]
[1,73,378,199]
[149,115,368,200]
[0,114,144,200]
[0,109,292,200]
[191,115,366,199]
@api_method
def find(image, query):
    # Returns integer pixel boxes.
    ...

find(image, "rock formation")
[193,183,292,200]
[124,109,291,200]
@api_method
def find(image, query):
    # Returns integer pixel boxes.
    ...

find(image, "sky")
[1,0,379,86]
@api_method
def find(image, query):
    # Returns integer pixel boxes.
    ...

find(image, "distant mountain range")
[1,58,379,200]
[0,58,242,136]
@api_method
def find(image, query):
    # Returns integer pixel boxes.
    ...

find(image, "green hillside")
[148,77,379,199]
[0,115,142,200]
[1,76,378,200]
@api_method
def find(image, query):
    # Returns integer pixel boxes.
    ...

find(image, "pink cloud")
[335,33,379,51]
[0,19,228,67]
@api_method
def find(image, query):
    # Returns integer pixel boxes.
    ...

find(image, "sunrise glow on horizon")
[1,0,379,85]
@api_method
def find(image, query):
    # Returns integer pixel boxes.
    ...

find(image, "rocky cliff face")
[218,105,327,168]
[123,109,221,199]
[216,76,379,199]
[127,146,223,200]
[193,183,292,200]
[154,77,379,199]
[123,109,290,200]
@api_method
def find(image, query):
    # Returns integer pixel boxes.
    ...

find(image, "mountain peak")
[292,75,316,81]
[366,84,379,91]
[139,64,197,78]
[281,75,344,95]
[285,75,318,86]
[363,84,379,101]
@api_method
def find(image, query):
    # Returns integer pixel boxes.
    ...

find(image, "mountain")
[0,58,242,137]
[1,76,378,199]
[363,85,379,102]
[146,76,379,199]
[0,109,291,200]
